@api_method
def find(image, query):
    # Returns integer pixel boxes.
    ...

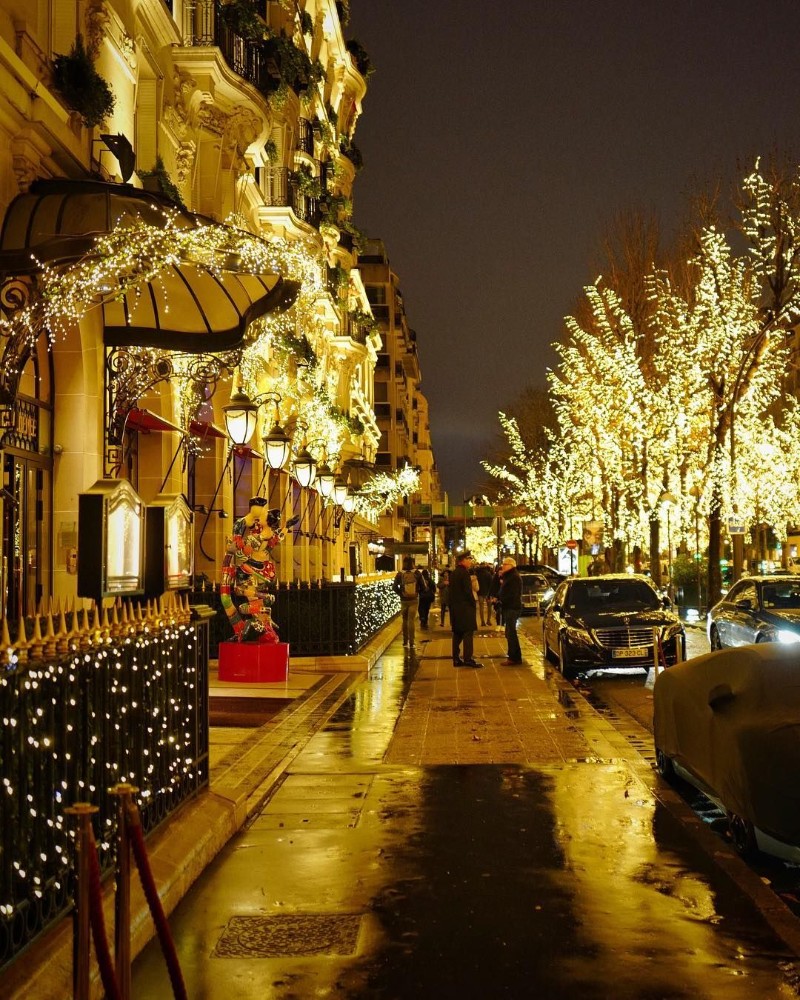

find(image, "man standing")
[449,550,482,668]
[497,557,523,665]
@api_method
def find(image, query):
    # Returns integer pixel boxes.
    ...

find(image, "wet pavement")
[132,621,800,999]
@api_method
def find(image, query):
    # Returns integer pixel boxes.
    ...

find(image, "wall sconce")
[292,424,317,488]
[223,379,260,447]
[263,393,291,471]
[192,504,229,519]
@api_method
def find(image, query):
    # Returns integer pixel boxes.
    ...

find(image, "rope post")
[109,783,139,1000]
[65,802,99,1000]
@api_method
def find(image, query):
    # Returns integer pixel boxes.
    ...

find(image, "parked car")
[653,643,800,862]
[542,574,685,679]
[517,563,565,586]
[707,575,800,649]
[518,571,553,615]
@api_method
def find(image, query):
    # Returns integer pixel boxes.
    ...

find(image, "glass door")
[2,454,50,620]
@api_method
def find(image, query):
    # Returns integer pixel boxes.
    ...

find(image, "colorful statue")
[220,497,299,642]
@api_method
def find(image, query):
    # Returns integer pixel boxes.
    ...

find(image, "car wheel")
[709,625,723,650]
[655,747,676,782]
[728,812,757,858]
[558,635,576,680]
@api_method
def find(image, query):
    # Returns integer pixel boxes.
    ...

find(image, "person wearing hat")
[449,550,482,667]
[497,556,523,665]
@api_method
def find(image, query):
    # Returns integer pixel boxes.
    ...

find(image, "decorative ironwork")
[0,620,210,970]
[0,274,37,427]
[104,346,238,476]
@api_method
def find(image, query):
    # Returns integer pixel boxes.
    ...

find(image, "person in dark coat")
[449,551,482,668]
[488,565,503,626]
[476,561,493,626]
[417,568,435,627]
[497,556,523,664]
[437,569,450,626]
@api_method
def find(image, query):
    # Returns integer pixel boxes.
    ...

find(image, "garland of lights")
[353,466,420,519]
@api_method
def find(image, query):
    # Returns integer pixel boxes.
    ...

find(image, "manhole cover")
[213,914,362,958]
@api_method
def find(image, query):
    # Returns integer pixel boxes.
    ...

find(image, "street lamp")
[658,489,677,600]
[291,425,317,488]
[222,382,259,447]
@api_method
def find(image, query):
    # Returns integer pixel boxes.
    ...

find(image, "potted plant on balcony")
[219,0,265,40]
[52,35,115,129]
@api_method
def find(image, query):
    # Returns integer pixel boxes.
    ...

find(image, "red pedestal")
[218,641,289,682]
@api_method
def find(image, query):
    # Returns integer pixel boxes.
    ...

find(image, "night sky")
[348,0,800,499]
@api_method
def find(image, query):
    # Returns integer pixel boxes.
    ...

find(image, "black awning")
[0,178,298,353]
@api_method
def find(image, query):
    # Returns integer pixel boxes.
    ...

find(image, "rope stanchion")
[65,802,122,1000]
[85,826,123,1000]
[125,797,188,1000]
[109,783,139,1000]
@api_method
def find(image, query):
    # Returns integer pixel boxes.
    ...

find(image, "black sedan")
[542,574,685,680]
[654,643,800,862]
[707,575,800,649]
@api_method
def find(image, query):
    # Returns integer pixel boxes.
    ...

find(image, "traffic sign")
[565,539,578,550]
[727,517,746,535]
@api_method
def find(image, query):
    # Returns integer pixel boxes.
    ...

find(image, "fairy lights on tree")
[483,161,800,601]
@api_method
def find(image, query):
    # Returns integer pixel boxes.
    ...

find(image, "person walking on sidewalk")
[488,564,503,627]
[450,551,482,668]
[418,567,435,628]
[497,556,523,665]
[393,556,422,649]
[437,569,450,626]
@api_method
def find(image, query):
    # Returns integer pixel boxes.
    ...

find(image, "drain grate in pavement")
[213,914,362,958]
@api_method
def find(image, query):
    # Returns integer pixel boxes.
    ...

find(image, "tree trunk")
[649,514,661,585]
[708,506,722,605]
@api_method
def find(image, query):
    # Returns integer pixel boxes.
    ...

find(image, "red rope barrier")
[126,803,188,1000]
[85,827,123,1000]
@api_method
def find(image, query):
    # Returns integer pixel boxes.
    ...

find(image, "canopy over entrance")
[0,178,298,353]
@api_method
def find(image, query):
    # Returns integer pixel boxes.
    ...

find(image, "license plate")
[612,646,649,659]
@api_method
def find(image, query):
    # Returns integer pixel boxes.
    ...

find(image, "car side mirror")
[661,595,672,609]
[734,598,752,611]
[708,682,735,710]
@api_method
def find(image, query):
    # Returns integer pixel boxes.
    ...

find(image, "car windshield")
[520,574,548,592]
[566,579,660,612]
[761,583,800,610]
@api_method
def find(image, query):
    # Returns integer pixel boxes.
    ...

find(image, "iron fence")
[0,620,209,970]
[191,579,399,658]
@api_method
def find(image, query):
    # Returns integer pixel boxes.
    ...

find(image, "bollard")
[65,802,99,1000]
[108,782,139,1000]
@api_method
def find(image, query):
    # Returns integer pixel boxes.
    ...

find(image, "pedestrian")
[488,564,503,626]
[476,561,493,626]
[437,569,450,626]
[393,556,422,649]
[418,567,435,627]
[450,551,482,668]
[497,556,523,665]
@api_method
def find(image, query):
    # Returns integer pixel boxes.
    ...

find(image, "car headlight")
[543,588,554,602]
[776,629,800,644]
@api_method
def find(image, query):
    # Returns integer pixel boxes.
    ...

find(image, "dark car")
[517,563,565,586]
[653,643,800,862]
[542,574,685,679]
[707,575,800,649]
[519,571,553,615]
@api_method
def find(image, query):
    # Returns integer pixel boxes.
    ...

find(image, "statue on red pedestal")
[220,497,299,642]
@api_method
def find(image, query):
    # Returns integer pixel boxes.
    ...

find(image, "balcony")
[181,2,314,105]
[257,166,322,227]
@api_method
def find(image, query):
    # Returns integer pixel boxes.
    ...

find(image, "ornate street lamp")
[292,425,317,488]
[262,394,291,471]
[222,381,259,447]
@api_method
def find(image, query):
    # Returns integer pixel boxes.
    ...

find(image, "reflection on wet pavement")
[132,638,800,999]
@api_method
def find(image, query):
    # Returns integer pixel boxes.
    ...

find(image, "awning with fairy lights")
[0,177,299,354]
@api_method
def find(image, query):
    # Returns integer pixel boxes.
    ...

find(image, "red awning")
[189,420,227,440]
[125,408,184,434]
